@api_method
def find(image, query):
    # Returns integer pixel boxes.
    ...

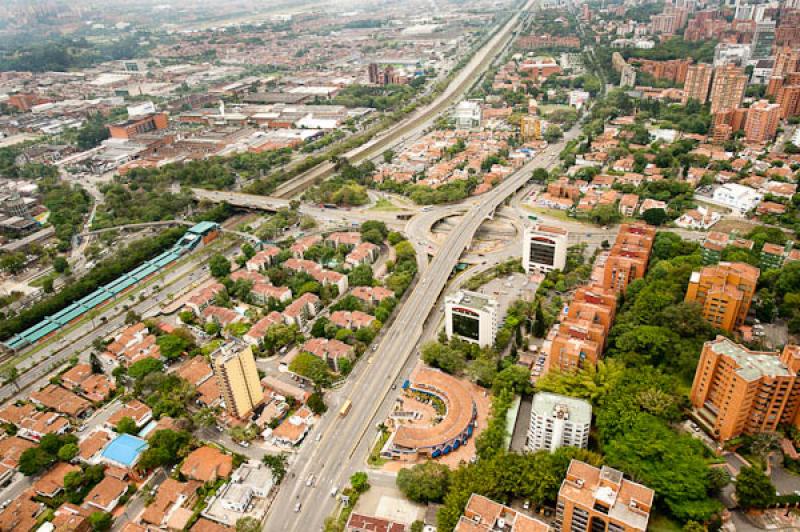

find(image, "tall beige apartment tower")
[213,345,264,419]
[710,64,748,113]
[682,63,713,104]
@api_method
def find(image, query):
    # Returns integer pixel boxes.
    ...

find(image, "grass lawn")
[648,514,683,532]
[29,272,59,288]
[367,429,391,468]
[369,198,402,212]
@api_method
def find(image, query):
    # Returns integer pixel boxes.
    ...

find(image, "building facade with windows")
[690,336,800,441]
[684,261,759,332]
[213,345,264,419]
[523,224,568,273]
[527,392,592,452]
[555,460,654,532]
[445,291,498,347]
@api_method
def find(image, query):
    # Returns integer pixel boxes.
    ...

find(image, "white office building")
[453,100,482,130]
[527,392,592,452]
[523,224,568,273]
[712,183,763,212]
[445,290,498,347]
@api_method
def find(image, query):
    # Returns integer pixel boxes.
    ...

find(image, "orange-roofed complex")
[601,224,656,294]
[684,262,759,332]
[180,446,233,482]
[690,336,800,441]
[455,493,549,532]
[382,366,477,461]
[555,460,654,532]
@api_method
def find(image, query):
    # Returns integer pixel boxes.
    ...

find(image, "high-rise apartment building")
[555,460,655,532]
[601,224,656,294]
[743,100,782,142]
[520,116,543,140]
[523,224,568,273]
[751,20,777,59]
[684,261,759,332]
[682,63,713,104]
[445,291,498,347]
[690,336,800,441]
[544,285,617,373]
[527,392,592,452]
[710,64,748,113]
[213,345,264,419]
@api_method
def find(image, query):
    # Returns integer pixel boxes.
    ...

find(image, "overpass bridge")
[191,188,291,211]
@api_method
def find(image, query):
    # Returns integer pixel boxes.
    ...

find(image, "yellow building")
[684,262,759,332]
[521,116,542,140]
[213,346,264,419]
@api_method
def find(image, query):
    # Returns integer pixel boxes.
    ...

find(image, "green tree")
[348,264,375,287]
[397,461,451,503]
[52,256,69,273]
[421,342,466,375]
[588,204,621,226]
[127,358,164,381]
[307,392,327,415]
[209,254,231,278]
[88,511,113,532]
[532,301,546,338]
[57,443,79,462]
[642,208,667,226]
[544,125,563,143]
[289,352,333,386]
[156,333,193,360]
[263,453,289,484]
[18,447,55,475]
[735,466,775,509]
[350,471,370,493]
[236,517,261,532]
[116,416,138,435]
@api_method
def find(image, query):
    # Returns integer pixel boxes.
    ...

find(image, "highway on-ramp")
[263,132,572,531]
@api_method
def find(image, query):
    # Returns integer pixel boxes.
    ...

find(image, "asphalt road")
[263,127,572,531]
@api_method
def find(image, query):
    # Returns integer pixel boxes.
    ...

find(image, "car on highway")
[294,502,302,512]
[306,475,314,487]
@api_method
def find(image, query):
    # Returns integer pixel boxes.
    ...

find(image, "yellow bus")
[339,399,352,417]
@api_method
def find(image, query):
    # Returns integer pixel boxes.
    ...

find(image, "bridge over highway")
[266,126,571,531]
[191,188,291,211]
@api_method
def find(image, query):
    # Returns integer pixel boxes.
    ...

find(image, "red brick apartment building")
[691,336,800,441]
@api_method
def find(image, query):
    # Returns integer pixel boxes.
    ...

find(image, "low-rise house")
[107,400,153,430]
[243,311,284,346]
[246,246,280,271]
[51,503,93,532]
[84,476,129,512]
[251,282,292,304]
[201,305,244,328]
[79,374,117,403]
[186,282,225,315]
[619,193,639,217]
[675,206,720,229]
[0,436,35,474]
[345,514,407,532]
[141,478,201,528]
[758,201,787,215]
[311,269,348,294]
[230,270,267,284]
[180,446,233,483]
[0,403,70,442]
[326,232,361,249]
[271,406,314,447]
[101,323,161,367]
[176,356,214,387]
[330,311,375,330]
[346,242,380,267]
[78,430,111,463]
[290,235,322,258]
[351,286,394,305]
[301,338,355,372]
[261,375,311,403]
[283,293,321,327]
[0,495,43,532]
[33,463,81,498]
[61,364,93,390]
[283,258,322,275]
[31,385,92,418]
[639,198,667,212]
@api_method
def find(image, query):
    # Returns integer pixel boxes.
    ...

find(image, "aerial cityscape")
[0,0,800,530]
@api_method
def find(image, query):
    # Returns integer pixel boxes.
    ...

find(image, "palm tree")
[4,366,20,391]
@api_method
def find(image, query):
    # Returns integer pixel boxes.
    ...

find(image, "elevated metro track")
[269,0,533,200]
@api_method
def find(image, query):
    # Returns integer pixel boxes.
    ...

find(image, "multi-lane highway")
[263,129,574,530]
[269,0,535,199]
